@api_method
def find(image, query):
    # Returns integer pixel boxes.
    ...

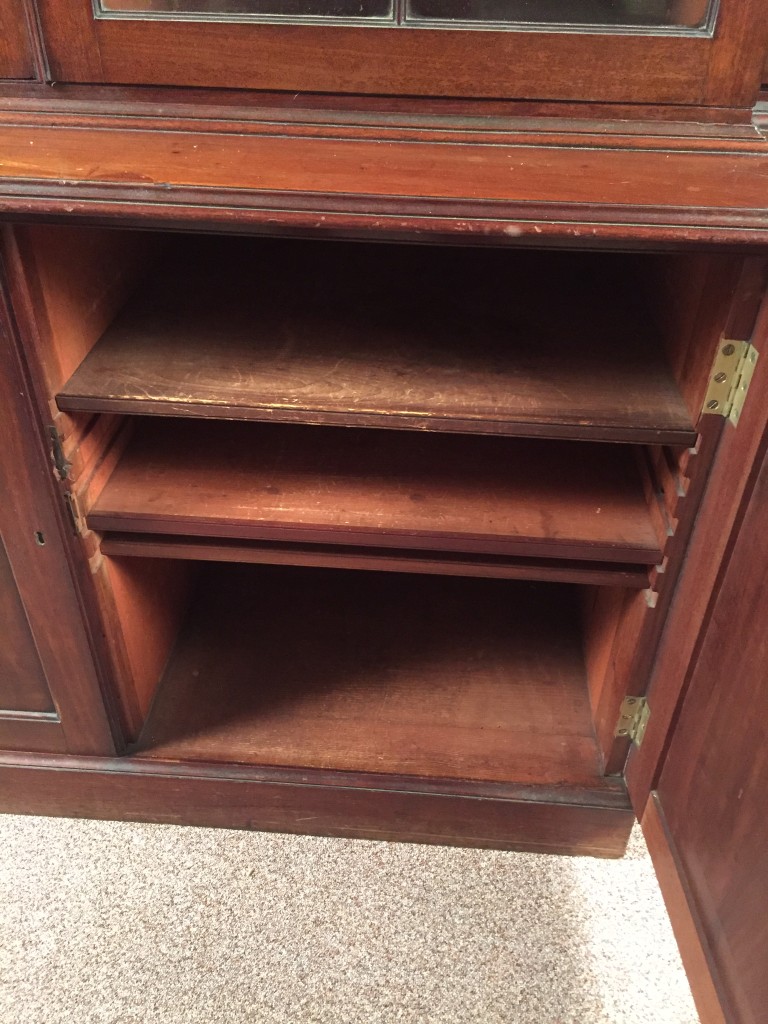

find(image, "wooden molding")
[0,99,767,243]
[0,750,634,856]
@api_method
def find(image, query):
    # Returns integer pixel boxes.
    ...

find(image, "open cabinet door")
[0,277,115,756]
[639,434,768,1024]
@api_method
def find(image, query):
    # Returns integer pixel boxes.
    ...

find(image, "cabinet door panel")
[0,537,54,713]
[645,439,768,1024]
[36,0,767,107]
[0,0,35,79]
[0,278,115,756]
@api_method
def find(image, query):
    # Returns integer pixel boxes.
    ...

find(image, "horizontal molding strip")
[0,106,766,241]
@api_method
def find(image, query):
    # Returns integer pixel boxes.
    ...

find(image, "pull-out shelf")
[88,419,663,568]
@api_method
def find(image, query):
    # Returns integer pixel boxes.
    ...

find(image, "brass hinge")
[702,341,759,426]
[48,425,71,480]
[614,696,651,747]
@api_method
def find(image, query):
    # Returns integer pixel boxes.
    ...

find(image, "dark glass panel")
[406,0,711,29]
[99,0,394,19]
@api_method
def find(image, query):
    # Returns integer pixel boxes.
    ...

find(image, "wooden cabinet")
[0,221,758,830]
[35,0,767,108]
[1,8,768,1022]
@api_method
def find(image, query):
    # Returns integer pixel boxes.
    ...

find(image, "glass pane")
[406,0,712,29]
[99,0,394,19]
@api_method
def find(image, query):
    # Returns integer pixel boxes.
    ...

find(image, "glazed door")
[36,0,766,107]
[0,281,115,756]
[0,0,35,78]
[643,436,768,1024]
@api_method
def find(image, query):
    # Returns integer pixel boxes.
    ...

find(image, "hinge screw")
[707,399,719,410]
[722,343,736,356]
[714,372,728,384]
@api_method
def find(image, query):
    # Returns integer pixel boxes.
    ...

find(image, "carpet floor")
[0,815,699,1024]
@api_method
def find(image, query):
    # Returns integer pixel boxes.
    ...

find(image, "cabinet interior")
[8,223,742,791]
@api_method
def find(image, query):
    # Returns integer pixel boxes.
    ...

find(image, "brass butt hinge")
[702,341,759,426]
[614,696,651,747]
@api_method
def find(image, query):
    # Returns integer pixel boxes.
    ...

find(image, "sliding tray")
[88,420,664,566]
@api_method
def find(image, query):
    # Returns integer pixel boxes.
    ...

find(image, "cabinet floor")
[0,815,699,1024]
[134,565,609,790]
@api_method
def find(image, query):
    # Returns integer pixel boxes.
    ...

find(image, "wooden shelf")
[135,564,608,790]
[89,420,663,565]
[58,238,695,446]
[101,533,650,588]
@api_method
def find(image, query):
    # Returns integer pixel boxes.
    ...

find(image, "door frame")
[34,0,767,108]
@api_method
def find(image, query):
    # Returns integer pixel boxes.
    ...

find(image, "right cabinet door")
[646,436,768,1024]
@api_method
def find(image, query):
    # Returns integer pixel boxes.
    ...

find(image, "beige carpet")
[0,815,699,1024]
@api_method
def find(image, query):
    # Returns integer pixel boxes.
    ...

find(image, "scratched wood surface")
[58,238,694,445]
[90,419,663,564]
[135,564,605,787]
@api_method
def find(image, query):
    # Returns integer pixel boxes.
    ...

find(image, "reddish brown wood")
[34,0,766,108]
[0,715,67,755]
[0,270,115,755]
[90,421,662,565]
[0,111,768,245]
[134,564,606,789]
[101,534,651,588]
[0,0,34,80]
[627,271,768,809]
[57,239,694,446]
[0,80,756,124]
[0,752,634,856]
[643,796,727,1024]
[92,557,196,740]
[0,533,54,714]
[590,257,768,775]
[644,254,746,424]
[9,223,161,399]
[646,437,768,1024]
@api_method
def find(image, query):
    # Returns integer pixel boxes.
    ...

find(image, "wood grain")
[643,796,728,1024]
[1,110,768,245]
[101,534,651,588]
[0,265,115,755]
[627,268,768,809]
[34,0,767,109]
[58,239,694,446]
[0,752,634,856]
[0,535,54,713]
[90,419,663,565]
[137,564,605,788]
[0,0,33,80]
[652,439,768,1024]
